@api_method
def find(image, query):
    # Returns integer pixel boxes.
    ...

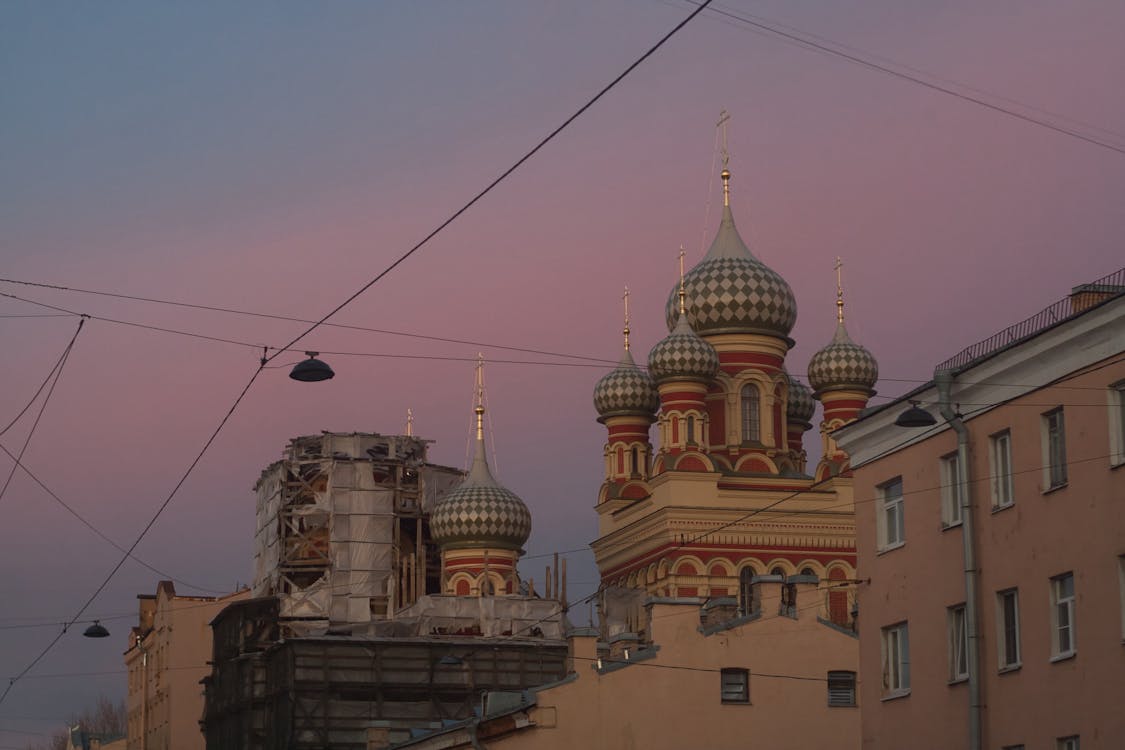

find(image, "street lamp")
[894,400,936,428]
[289,352,335,382]
[82,620,110,638]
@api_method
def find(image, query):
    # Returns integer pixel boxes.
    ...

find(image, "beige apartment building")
[835,271,1125,750]
[125,581,248,750]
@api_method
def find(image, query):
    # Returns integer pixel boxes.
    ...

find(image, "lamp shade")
[895,403,936,428]
[289,353,335,382]
[83,621,110,638]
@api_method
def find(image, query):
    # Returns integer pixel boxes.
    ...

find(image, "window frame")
[1050,572,1076,660]
[940,452,963,528]
[881,621,910,698]
[720,667,750,704]
[1042,408,1068,490]
[1056,736,1080,750]
[826,670,857,707]
[877,477,905,551]
[1117,555,1125,642]
[947,603,968,682]
[996,588,1021,670]
[990,430,1014,510]
[740,383,761,444]
[1109,381,1125,467]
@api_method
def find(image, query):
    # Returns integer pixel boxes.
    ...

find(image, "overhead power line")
[0,0,714,708]
[683,0,1125,156]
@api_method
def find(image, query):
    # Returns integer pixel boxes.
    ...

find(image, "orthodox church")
[591,163,878,624]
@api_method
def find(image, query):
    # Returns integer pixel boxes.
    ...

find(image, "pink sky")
[1,0,1123,738]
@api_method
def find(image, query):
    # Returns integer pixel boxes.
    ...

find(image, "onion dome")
[807,260,879,394]
[594,347,659,422]
[648,312,720,383]
[786,374,816,425]
[807,320,879,394]
[665,170,797,340]
[431,365,531,551]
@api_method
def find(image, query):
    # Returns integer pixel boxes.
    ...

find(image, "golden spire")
[622,285,631,352]
[678,246,687,315]
[406,408,414,437]
[717,109,731,207]
[474,353,485,441]
[835,256,845,323]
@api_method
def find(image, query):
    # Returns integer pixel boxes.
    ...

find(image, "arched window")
[630,446,640,476]
[686,415,696,444]
[740,384,760,443]
[739,568,759,616]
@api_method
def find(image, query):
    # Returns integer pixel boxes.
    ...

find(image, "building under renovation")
[204,404,571,749]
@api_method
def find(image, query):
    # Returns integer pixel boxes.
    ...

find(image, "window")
[686,415,695,444]
[780,582,797,617]
[881,622,910,696]
[740,384,760,443]
[720,668,749,703]
[1117,556,1125,641]
[990,430,1014,509]
[997,589,1021,669]
[877,478,905,550]
[1050,573,1076,658]
[940,452,962,527]
[827,670,856,707]
[1110,382,1125,467]
[738,569,760,616]
[1043,408,1068,489]
[1001,745,1025,750]
[1057,736,1080,750]
[630,446,640,476]
[948,604,968,681]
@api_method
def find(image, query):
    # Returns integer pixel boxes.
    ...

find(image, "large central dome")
[665,172,797,340]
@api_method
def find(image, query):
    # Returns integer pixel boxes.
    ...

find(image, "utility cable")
[0,0,714,707]
[681,0,1125,156]
[256,0,715,368]
[0,278,619,366]
[0,320,83,507]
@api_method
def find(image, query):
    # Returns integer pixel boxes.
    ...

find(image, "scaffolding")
[252,433,463,636]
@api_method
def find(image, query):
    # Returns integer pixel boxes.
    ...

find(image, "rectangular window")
[940,453,963,527]
[1050,573,1076,658]
[1110,382,1125,467]
[947,604,968,681]
[1043,408,1068,489]
[997,588,1021,669]
[990,430,1014,508]
[1002,745,1025,750]
[878,477,905,550]
[1118,556,1125,641]
[827,670,856,707]
[881,622,910,696]
[1057,736,1080,750]
[720,667,749,703]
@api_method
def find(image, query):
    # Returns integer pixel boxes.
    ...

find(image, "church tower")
[430,358,532,596]
[590,136,873,622]
[807,259,879,481]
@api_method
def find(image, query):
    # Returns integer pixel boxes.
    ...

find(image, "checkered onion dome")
[664,205,797,338]
[807,321,879,394]
[430,437,531,551]
[647,312,720,383]
[594,347,659,421]
[787,374,815,426]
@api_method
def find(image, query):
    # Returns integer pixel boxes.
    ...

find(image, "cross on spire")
[835,256,845,323]
[475,353,486,441]
[717,109,732,207]
[622,285,631,351]
[678,246,687,315]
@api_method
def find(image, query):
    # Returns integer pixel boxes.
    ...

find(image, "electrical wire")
[679,0,1125,156]
[0,320,83,508]
[0,0,714,708]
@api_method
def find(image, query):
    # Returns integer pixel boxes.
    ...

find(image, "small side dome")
[808,322,879,395]
[786,374,816,426]
[430,481,532,552]
[594,348,659,422]
[647,314,720,384]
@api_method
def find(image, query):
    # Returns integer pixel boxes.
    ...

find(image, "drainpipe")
[935,370,981,750]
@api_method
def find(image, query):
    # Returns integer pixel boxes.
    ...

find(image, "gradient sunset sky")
[2,0,1124,738]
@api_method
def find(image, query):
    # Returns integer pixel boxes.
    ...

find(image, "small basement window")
[720,668,749,704]
[828,670,857,707]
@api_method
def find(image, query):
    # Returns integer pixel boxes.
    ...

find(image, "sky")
[1,0,1124,740]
